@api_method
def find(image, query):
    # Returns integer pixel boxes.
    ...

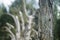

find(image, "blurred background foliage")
[0,0,60,40]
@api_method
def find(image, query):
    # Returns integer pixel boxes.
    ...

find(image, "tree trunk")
[39,0,53,40]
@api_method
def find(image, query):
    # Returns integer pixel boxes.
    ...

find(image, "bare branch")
[19,11,25,31]
[6,22,14,29]
[4,27,15,38]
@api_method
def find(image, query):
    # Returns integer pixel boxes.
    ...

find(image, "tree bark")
[39,0,53,40]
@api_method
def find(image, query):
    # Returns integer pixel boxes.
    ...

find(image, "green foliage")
[53,1,60,40]
[0,6,6,18]
[0,14,15,27]
[0,14,15,40]
[54,19,60,40]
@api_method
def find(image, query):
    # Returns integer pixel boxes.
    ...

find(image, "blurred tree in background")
[0,0,60,40]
